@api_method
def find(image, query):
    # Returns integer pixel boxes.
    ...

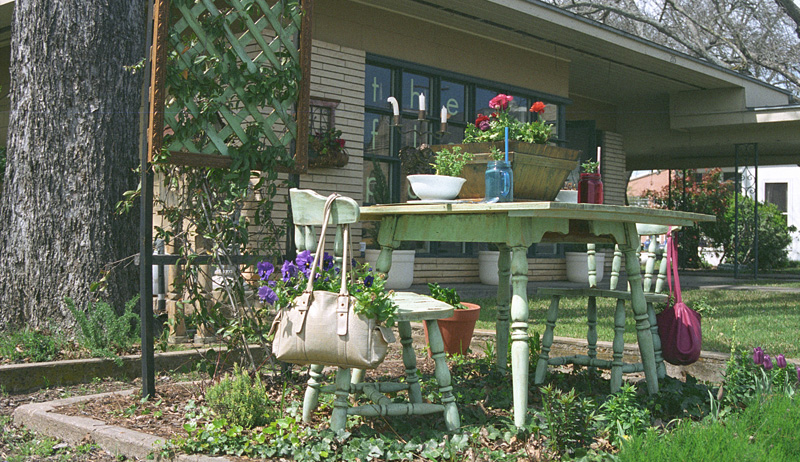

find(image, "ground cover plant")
[473,288,800,357]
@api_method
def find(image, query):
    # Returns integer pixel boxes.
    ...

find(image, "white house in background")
[628,166,800,263]
[749,165,800,261]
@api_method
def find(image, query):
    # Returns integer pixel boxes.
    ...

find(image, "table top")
[360,201,715,226]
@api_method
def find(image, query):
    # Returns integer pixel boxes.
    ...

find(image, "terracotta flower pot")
[424,302,481,356]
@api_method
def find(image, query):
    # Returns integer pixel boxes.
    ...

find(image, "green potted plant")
[406,146,474,200]
[430,94,580,201]
[423,283,481,356]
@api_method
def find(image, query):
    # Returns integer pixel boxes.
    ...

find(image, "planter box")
[430,142,580,201]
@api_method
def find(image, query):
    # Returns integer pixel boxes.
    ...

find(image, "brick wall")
[599,131,626,206]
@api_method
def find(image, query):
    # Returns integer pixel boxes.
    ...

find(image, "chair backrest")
[587,224,676,294]
[289,189,360,256]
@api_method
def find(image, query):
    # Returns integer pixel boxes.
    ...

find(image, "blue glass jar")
[485,160,513,202]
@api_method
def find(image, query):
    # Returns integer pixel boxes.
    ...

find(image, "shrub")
[205,365,278,428]
[722,194,796,270]
[600,383,651,447]
[66,295,140,363]
[0,328,63,363]
[537,385,600,458]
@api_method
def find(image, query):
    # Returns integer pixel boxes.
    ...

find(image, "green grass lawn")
[469,288,800,358]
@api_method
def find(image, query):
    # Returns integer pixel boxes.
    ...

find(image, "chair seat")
[537,288,669,303]
[392,292,455,322]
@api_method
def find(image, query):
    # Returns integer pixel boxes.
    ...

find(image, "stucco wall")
[313,0,570,99]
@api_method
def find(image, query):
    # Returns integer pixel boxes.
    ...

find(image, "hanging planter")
[308,128,348,168]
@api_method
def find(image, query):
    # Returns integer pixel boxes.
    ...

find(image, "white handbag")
[271,194,395,369]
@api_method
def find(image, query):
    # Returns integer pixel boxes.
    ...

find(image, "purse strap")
[666,228,683,304]
[304,193,351,296]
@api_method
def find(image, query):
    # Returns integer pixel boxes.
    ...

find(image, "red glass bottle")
[578,173,603,204]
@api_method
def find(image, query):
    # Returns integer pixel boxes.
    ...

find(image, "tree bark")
[0,1,145,329]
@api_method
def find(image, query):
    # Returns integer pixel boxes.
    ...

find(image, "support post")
[139,0,156,398]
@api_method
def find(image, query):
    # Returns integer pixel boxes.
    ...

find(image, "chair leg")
[647,302,666,378]
[330,367,351,432]
[586,296,598,372]
[398,321,422,404]
[426,319,460,431]
[302,364,325,423]
[610,299,626,392]
[535,295,560,384]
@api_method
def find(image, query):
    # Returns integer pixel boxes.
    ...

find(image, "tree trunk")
[0,1,145,329]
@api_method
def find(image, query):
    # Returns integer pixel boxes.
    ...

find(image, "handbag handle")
[666,229,683,304]
[304,193,351,297]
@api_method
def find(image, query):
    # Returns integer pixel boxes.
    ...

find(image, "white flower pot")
[407,174,466,201]
[565,251,606,284]
[478,250,500,285]
[364,249,416,289]
[555,189,578,203]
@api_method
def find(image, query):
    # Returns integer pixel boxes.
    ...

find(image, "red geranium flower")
[336,139,345,148]
[529,101,546,114]
[489,94,513,110]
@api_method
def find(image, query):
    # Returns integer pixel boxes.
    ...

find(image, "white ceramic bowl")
[407,174,466,200]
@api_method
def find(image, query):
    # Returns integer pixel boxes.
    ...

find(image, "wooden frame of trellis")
[147,0,313,172]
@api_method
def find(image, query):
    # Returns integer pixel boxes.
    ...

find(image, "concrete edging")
[13,389,230,462]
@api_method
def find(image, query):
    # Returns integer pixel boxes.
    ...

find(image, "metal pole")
[668,169,672,209]
[754,144,759,280]
[139,0,156,398]
[734,147,740,279]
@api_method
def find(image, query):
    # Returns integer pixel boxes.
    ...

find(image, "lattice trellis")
[148,0,312,170]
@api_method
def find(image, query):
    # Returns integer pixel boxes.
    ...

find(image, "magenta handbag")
[656,232,702,365]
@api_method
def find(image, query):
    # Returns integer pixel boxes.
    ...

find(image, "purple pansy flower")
[281,260,299,282]
[296,250,314,275]
[258,285,278,305]
[256,261,274,281]
[322,252,334,270]
[776,354,787,369]
[364,274,374,288]
[753,347,764,365]
[763,354,774,371]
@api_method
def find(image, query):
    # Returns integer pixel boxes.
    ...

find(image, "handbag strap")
[666,228,683,304]
[304,193,352,296]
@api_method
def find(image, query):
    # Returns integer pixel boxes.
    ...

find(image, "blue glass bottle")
[485,161,513,202]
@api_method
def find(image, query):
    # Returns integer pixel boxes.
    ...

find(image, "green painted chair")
[534,224,675,392]
[289,188,460,432]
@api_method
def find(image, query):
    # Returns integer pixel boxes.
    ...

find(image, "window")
[363,56,568,257]
[765,183,788,214]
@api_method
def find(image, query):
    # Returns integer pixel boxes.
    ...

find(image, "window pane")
[507,95,528,122]
[364,160,392,205]
[440,80,465,124]
[399,117,430,151]
[402,72,430,112]
[364,112,392,156]
[765,183,788,213]
[365,65,392,109]
[476,87,496,114]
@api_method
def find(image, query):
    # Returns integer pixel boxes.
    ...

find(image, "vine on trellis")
[121,0,307,371]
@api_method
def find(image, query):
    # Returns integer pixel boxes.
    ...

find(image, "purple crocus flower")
[753,347,764,365]
[258,285,278,305]
[256,261,274,281]
[281,260,299,282]
[295,250,314,276]
[763,354,774,371]
[776,354,787,369]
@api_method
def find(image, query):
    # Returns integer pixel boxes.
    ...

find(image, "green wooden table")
[360,201,714,428]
